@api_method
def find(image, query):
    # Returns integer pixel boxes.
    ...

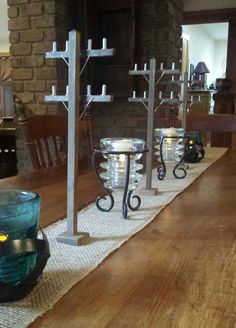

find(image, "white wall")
[183,25,216,85]
[0,0,9,53]
[214,40,228,81]
[184,0,236,12]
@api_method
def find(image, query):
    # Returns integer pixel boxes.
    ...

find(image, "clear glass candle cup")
[99,138,145,190]
[0,189,40,285]
[154,128,185,163]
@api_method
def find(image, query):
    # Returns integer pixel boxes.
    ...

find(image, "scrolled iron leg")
[157,165,166,180]
[127,190,141,211]
[96,193,115,212]
[157,136,166,180]
[173,159,187,179]
[93,150,115,212]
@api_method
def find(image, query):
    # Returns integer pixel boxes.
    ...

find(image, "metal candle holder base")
[93,149,147,219]
[156,136,187,180]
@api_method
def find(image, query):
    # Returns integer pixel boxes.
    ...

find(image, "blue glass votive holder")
[0,189,40,285]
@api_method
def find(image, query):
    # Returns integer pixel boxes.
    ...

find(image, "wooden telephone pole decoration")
[45,30,115,245]
[128,58,157,194]
[129,59,188,194]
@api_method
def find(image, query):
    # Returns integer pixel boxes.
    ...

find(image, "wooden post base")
[56,232,90,246]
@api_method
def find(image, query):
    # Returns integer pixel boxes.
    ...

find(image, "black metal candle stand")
[156,136,188,180]
[93,148,148,219]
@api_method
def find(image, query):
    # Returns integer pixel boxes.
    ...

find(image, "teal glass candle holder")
[0,189,40,285]
[0,189,50,302]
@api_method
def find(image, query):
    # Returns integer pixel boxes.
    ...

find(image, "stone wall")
[8,0,77,171]
[91,0,184,146]
[8,0,184,172]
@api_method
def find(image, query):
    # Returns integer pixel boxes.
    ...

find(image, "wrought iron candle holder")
[154,128,187,180]
[93,138,147,219]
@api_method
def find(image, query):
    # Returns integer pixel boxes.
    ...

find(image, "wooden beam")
[183,8,236,24]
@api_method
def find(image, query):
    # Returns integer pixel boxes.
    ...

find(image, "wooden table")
[1,149,236,327]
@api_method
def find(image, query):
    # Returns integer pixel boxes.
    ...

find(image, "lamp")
[154,128,187,179]
[93,138,147,218]
[192,61,210,89]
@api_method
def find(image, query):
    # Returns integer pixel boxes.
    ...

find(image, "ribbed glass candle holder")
[99,138,145,190]
[154,128,185,162]
[154,128,186,179]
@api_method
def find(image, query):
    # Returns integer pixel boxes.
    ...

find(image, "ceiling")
[183,0,236,12]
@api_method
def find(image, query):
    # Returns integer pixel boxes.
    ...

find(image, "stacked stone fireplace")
[8,0,183,172]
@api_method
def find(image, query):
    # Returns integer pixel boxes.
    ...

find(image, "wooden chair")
[20,114,94,171]
[186,113,236,147]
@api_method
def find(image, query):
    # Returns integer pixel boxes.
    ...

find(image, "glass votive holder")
[99,138,145,190]
[93,138,146,218]
[154,128,186,179]
[0,189,40,286]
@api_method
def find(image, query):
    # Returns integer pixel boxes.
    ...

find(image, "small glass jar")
[99,138,145,190]
[0,189,40,285]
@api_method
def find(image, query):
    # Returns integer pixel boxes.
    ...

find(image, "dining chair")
[19,114,94,171]
[186,113,236,147]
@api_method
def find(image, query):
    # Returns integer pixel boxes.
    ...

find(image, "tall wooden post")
[145,58,156,191]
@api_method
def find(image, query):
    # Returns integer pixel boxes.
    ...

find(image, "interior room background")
[1,0,236,173]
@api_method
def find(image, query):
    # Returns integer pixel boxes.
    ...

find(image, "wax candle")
[144,63,147,70]
[133,90,136,98]
[112,139,133,152]
[170,91,174,99]
[143,91,147,98]
[160,63,164,70]
[134,63,138,71]
[172,62,175,70]
[52,85,56,95]
[159,91,162,99]
[163,127,177,136]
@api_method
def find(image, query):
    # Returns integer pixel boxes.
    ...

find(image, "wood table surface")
[1,149,236,327]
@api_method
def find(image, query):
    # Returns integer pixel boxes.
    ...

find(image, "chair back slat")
[52,136,62,165]
[36,139,46,168]
[43,138,53,167]
[20,114,94,171]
